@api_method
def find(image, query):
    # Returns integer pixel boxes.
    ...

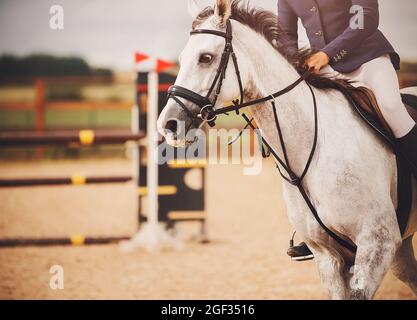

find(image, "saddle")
[340,85,417,235]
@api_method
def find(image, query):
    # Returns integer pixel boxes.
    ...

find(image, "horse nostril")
[165,120,178,134]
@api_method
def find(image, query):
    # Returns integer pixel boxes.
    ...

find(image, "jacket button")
[310,6,317,12]
[315,30,323,37]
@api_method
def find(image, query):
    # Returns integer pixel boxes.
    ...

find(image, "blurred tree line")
[0,54,112,78]
[0,54,117,101]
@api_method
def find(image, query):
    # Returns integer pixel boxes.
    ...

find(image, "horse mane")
[192,0,353,91]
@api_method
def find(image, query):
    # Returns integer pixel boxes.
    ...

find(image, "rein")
[167,19,357,253]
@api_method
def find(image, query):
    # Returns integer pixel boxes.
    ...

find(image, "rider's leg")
[351,55,415,138]
[397,125,417,178]
[349,55,417,177]
[287,241,314,261]
[322,55,417,176]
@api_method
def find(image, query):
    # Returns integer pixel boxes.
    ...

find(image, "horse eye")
[199,53,213,64]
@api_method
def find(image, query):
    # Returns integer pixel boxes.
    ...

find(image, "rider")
[278,0,417,260]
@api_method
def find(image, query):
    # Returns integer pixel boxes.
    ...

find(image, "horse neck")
[234,22,318,175]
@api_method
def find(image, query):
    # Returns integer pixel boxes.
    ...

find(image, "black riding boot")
[397,125,417,179]
[287,242,314,261]
[287,231,314,261]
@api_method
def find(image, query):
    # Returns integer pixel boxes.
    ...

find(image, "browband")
[190,29,231,41]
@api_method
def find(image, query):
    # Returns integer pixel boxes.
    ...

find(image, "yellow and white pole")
[131,76,140,228]
[147,71,159,227]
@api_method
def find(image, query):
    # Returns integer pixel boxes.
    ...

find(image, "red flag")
[156,59,176,73]
[135,52,150,63]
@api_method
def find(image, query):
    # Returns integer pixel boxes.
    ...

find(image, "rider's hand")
[306,51,330,73]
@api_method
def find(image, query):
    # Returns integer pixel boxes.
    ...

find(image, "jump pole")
[148,70,159,230]
[120,71,181,252]
[131,109,140,232]
[0,175,132,188]
[0,131,145,147]
[0,236,131,248]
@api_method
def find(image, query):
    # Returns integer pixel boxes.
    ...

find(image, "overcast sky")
[0,0,416,71]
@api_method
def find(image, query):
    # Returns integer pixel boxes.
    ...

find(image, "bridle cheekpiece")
[167,19,243,127]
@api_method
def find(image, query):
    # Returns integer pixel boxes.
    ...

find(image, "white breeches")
[320,55,415,138]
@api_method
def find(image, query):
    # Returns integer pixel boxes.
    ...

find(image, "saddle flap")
[402,93,417,122]
[347,86,394,138]
[346,87,417,138]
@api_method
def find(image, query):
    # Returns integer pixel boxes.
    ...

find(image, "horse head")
[157,0,251,147]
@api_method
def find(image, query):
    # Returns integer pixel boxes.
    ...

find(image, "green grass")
[0,84,134,103]
[0,109,131,130]
[0,84,133,130]
[0,110,34,129]
[0,86,34,102]
[82,84,134,102]
[46,109,131,129]
[0,145,128,160]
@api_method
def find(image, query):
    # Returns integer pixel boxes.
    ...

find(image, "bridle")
[168,19,243,127]
[167,19,357,253]
[168,19,311,127]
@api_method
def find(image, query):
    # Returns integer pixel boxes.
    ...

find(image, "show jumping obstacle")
[0,130,145,147]
[0,128,143,247]
[0,130,143,189]
[0,236,131,248]
[0,175,133,188]
[0,55,207,248]
[119,70,208,252]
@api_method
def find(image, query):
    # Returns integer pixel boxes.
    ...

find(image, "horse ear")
[187,0,201,20]
[214,0,231,26]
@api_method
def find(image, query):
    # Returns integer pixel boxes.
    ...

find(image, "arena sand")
[0,159,414,299]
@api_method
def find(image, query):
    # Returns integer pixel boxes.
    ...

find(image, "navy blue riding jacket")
[277,0,400,73]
